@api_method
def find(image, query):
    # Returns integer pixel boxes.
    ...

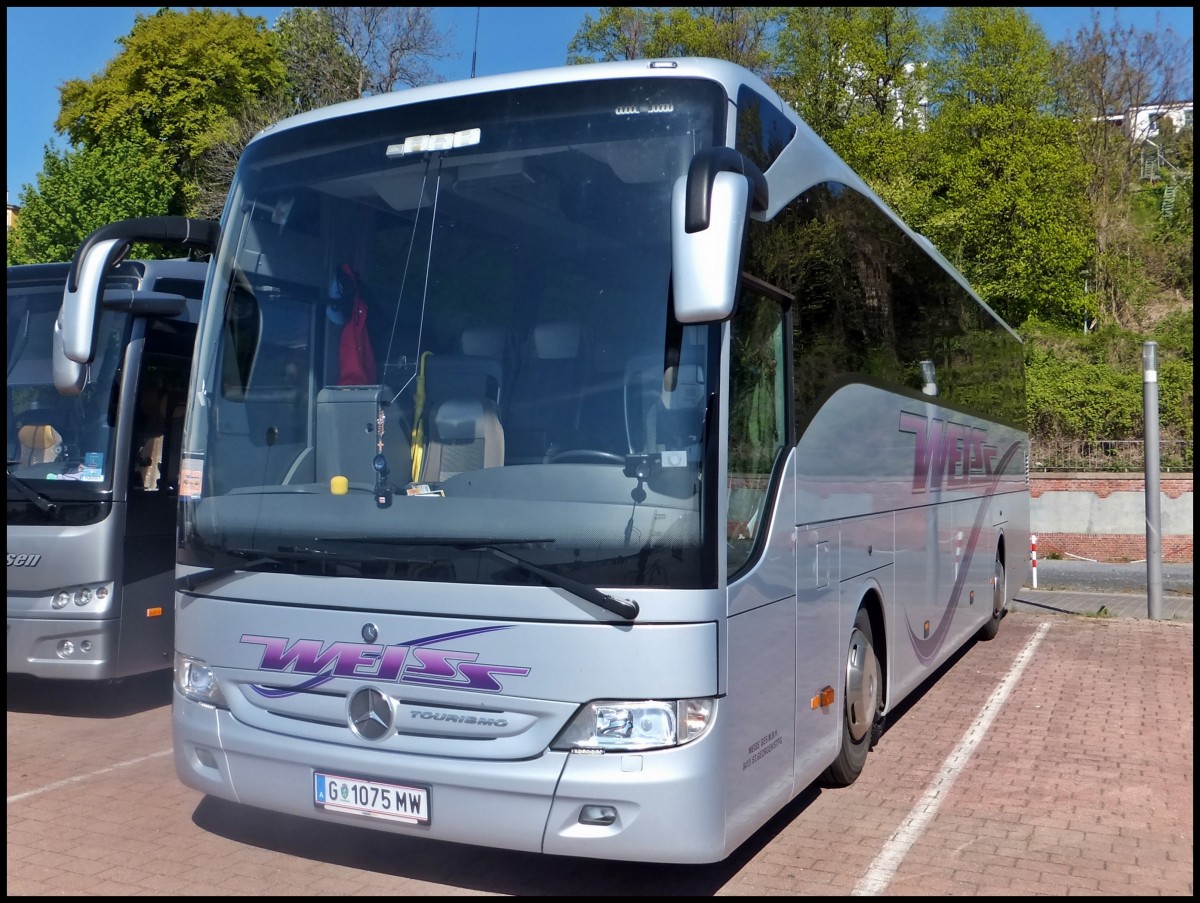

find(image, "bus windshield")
[181,76,727,590]
[7,267,129,497]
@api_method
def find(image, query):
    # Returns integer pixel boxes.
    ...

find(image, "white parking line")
[6,749,172,804]
[852,622,1051,896]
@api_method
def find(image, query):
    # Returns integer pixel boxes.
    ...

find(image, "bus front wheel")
[977,553,1006,641]
[822,606,882,787]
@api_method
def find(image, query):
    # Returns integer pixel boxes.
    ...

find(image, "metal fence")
[1029,438,1194,473]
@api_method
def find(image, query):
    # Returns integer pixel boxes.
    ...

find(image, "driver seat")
[415,353,505,482]
[18,423,63,466]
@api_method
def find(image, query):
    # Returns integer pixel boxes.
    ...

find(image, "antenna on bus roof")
[471,8,480,78]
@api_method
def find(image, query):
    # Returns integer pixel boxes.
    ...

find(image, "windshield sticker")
[80,451,105,481]
[180,461,203,498]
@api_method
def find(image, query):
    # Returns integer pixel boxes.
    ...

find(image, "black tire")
[822,606,882,787]
[977,554,1005,641]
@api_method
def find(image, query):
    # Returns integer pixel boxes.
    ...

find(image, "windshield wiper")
[177,546,375,592]
[316,536,640,621]
[176,554,292,592]
[477,545,640,621]
[7,472,58,515]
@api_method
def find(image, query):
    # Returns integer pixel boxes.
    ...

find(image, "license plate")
[313,771,430,825]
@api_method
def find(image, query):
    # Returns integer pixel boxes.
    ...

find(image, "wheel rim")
[993,557,1006,617]
[844,626,880,743]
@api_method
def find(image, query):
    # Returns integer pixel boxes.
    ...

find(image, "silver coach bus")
[8,256,208,680]
[54,58,1029,862]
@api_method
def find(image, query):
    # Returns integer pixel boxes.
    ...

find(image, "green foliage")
[568,8,671,63]
[1022,315,1193,443]
[7,139,176,265]
[1152,308,1193,362]
[273,7,361,113]
[775,7,929,189]
[54,8,285,215]
[919,8,1096,329]
[569,7,784,76]
[1025,350,1144,439]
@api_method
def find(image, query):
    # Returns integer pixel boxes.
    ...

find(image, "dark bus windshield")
[181,77,727,589]
[7,265,133,497]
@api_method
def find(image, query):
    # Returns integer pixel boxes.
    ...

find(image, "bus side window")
[221,273,261,400]
[727,290,787,574]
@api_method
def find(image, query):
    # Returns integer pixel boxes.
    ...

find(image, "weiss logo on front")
[7,554,42,567]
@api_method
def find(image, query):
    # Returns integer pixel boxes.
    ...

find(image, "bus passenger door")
[722,292,799,844]
[121,355,190,673]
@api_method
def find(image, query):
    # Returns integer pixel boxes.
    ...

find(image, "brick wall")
[1030,475,1192,499]
[1030,473,1193,563]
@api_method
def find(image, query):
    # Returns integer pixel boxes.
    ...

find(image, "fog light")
[80,641,93,653]
[52,592,70,609]
[579,805,617,826]
[75,588,93,606]
[57,640,76,657]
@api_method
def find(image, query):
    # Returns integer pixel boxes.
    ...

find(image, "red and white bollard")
[1030,534,1038,588]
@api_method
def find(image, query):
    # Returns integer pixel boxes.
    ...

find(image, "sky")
[6,6,1194,204]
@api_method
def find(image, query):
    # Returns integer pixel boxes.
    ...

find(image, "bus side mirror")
[54,237,130,395]
[53,215,219,395]
[60,237,129,365]
[671,147,767,324]
[52,320,88,396]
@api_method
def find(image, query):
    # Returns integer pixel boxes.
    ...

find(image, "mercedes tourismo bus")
[8,257,208,679]
[54,58,1030,862]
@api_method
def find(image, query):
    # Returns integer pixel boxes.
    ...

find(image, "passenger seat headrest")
[532,322,581,360]
[460,326,507,359]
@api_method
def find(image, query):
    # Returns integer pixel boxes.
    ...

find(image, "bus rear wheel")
[822,606,882,787]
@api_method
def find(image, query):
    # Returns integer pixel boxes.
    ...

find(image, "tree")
[567,7,672,63]
[7,138,176,265]
[54,8,285,216]
[919,7,1094,328]
[1053,10,1193,326]
[654,6,784,77]
[191,8,366,220]
[323,7,454,96]
[190,7,455,220]
[274,7,362,114]
[773,7,929,215]
[568,7,784,78]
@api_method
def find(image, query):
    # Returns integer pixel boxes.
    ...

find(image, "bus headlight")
[552,698,715,752]
[174,653,227,707]
[49,583,112,610]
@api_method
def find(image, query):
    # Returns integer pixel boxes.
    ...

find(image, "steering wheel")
[547,449,625,465]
